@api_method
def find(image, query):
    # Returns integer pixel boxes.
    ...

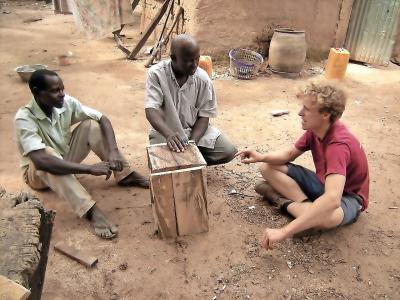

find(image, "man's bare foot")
[118,171,149,188]
[86,205,118,239]
[254,180,292,210]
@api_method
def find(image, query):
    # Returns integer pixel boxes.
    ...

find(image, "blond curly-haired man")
[236,82,369,250]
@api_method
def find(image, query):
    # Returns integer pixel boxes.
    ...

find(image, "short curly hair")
[297,82,347,122]
[29,69,59,93]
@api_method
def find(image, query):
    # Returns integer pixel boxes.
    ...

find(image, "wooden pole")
[128,0,171,60]
[144,5,184,67]
[131,0,140,12]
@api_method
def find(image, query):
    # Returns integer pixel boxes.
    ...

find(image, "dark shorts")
[287,163,363,226]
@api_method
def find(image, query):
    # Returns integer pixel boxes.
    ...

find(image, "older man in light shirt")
[15,69,148,239]
[145,34,237,165]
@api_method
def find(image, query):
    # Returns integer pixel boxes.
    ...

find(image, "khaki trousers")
[24,120,132,217]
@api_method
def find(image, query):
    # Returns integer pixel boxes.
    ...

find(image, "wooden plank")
[172,166,208,236]
[128,0,171,59]
[147,143,176,173]
[149,180,159,233]
[147,142,206,173]
[170,143,206,169]
[150,172,178,238]
[54,242,98,268]
[0,275,30,300]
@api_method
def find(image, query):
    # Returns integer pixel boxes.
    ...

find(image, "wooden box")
[147,142,208,238]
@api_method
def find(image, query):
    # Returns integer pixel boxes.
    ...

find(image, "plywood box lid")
[147,142,206,173]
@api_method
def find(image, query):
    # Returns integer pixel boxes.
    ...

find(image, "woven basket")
[229,49,264,79]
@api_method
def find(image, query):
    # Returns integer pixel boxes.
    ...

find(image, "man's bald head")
[170,34,200,76]
[170,34,199,57]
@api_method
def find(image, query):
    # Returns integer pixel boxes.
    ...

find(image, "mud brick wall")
[140,0,345,60]
[393,20,400,60]
[143,0,400,61]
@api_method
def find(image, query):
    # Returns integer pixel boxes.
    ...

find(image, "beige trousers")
[23,120,133,217]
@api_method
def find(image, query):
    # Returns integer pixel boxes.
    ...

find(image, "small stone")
[228,189,238,195]
[118,263,128,271]
[271,109,289,117]
[110,293,119,300]
[286,261,293,269]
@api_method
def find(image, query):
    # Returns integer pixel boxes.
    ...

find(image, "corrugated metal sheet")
[345,0,400,65]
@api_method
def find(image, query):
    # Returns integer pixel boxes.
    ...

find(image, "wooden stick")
[147,0,174,61]
[128,0,171,60]
[180,9,185,33]
[131,0,140,12]
[113,0,141,56]
[54,242,98,268]
[144,6,184,67]
[176,4,180,34]
[114,33,130,55]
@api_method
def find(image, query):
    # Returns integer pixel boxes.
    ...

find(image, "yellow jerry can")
[198,55,213,78]
[325,48,350,80]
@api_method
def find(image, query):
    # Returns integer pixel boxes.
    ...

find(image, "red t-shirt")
[295,121,369,210]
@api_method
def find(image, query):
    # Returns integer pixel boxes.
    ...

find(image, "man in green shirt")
[15,69,148,239]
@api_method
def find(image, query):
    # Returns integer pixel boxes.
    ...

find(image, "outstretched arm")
[235,145,303,165]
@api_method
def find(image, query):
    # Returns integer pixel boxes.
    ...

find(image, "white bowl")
[15,64,48,82]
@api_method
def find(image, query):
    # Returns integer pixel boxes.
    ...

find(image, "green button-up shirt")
[15,95,103,168]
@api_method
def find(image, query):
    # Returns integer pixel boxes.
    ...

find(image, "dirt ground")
[1,1,400,299]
